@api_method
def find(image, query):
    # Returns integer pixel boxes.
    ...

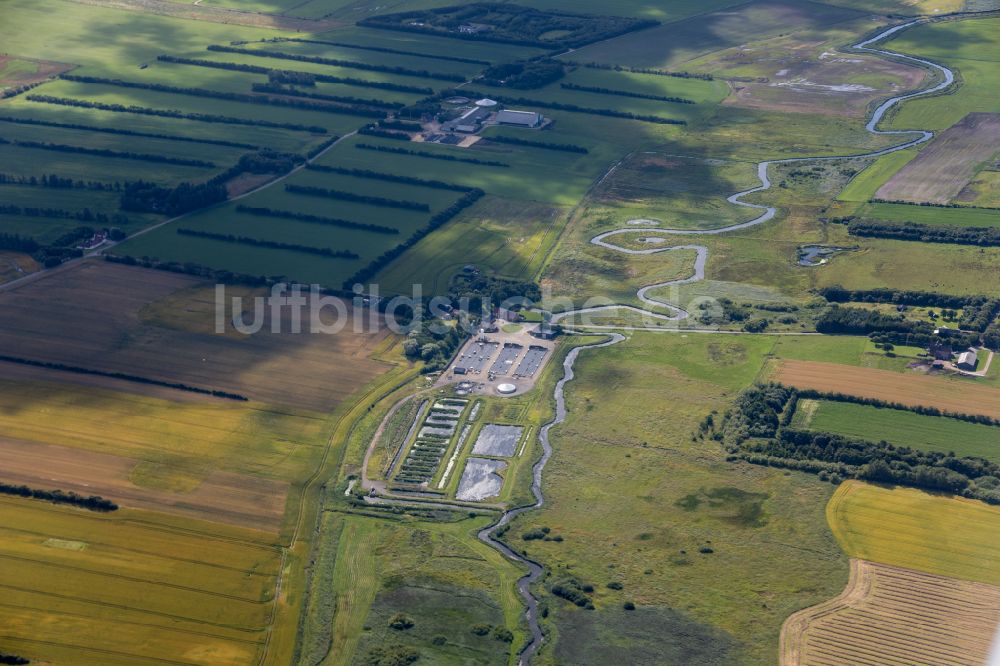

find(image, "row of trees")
[251,82,402,110]
[562,60,714,80]
[357,125,414,141]
[304,164,474,192]
[819,286,1000,333]
[61,74,384,119]
[206,45,465,82]
[0,353,248,400]
[560,82,695,104]
[482,134,588,154]
[843,218,1000,247]
[815,305,985,348]
[27,94,328,133]
[718,383,1000,503]
[795,387,1000,427]
[342,189,484,288]
[263,37,491,65]
[235,205,399,234]
[0,205,128,224]
[176,228,359,258]
[0,115,259,149]
[158,55,434,94]
[284,184,430,211]
[0,136,214,168]
[0,482,118,512]
[463,90,686,124]
[122,180,227,216]
[355,142,510,167]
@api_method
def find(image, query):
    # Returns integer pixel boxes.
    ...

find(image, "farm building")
[929,343,954,361]
[957,348,979,371]
[442,104,494,132]
[496,110,543,128]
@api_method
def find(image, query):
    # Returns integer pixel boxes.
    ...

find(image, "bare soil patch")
[64,0,344,31]
[0,437,287,532]
[781,559,1000,666]
[876,112,1000,204]
[774,359,1000,419]
[0,260,396,412]
[0,55,73,88]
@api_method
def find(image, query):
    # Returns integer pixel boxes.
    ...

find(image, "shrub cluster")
[176,228,359,259]
[560,82,695,104]
[356,142,510,167]
[481,60,565,89]
[481,134,588,153]
[158,55,434,94]
[235,205,398,234]
[304,164,473,192]
[0,482,118,512]
[27,94,328,133]
[0,353,248,400]
[0,115,257,149]
[343,189,484,288]
[122,180,227,217]
[284,184,429,211]
[0,136,214,167]
[206,45,465,82]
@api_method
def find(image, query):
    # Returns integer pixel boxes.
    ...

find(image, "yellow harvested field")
[0,496,279,665]
[827,480,1000,585]
[781,558,1000,666]
[774,360,1000,420]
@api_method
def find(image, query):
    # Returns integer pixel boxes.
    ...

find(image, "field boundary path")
[554,18,958,331]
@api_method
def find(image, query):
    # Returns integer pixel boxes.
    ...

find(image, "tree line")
[815,305,985,349]
[0,482,118,512]
[0,353,248,400]
[357,125,415,141]
[176,228,359,259]
[717,383,1000,503]
[0,115,259,149]
[481,134,588,154]
[60,74,384,119]
[255,37,491,65]
[355,142,510,168]
[343,189,484,288]
[463,90,686,124]
[235,205,399,234]
[27,94,329,133]
[251,82,402,110]
[206,45,466,82]
[284,184,430,211]
[794,387,1000,427]
[560,82,695,104]
[158,55,434,94]
[819,286,1000,333]
[0,136,215,168]
[304,164,474,192]
[840,217,1000,247]
[0,204,128,224]
[561,60,713,80]
[377,119,423,131]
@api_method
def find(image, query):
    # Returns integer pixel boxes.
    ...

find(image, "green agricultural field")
[795,399,1000,463]
[857,201,1000,228]
[837,148,918,202]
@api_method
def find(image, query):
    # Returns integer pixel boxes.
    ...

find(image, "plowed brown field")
[773,360,1000,419]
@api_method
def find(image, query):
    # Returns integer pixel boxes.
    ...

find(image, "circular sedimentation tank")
[496,383,517,395]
